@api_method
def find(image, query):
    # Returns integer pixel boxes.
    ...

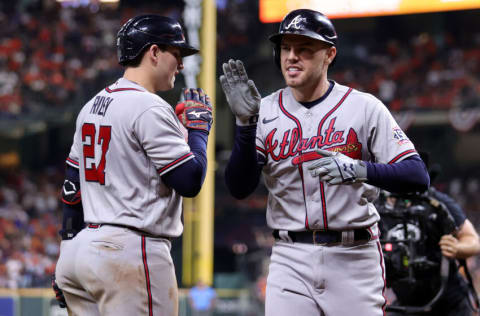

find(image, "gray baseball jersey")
[256,81,417,231]
[66,77,192,237]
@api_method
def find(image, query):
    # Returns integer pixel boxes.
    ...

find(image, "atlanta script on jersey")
[255,81,417,231]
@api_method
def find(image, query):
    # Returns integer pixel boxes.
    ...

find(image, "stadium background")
[0,0,479,315]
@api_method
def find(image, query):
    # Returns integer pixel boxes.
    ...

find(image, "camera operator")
[385,158,480,316]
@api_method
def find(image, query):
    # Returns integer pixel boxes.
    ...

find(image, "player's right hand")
[219,59,261,126]
[175,88,213,133]
[51,274,67,308]
[308,149,368,185]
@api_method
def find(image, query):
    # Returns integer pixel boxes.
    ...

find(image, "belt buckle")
[312,230,327,246]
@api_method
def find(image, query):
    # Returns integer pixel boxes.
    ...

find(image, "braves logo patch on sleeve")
[392,126,410,145]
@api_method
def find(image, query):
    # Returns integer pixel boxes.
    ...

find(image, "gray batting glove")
[219,59,261,126]
[308,149,368,185]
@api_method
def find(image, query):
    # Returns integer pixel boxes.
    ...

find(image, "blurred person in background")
[385,154,480,316]
[188,279,217,316]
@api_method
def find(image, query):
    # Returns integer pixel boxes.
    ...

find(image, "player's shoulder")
[260,88,283,108]
[261,89,281,102]
[333,81,385,109]
[103,78,173,114]
[258,88,285,119]
[108,79,165,103]
[333,81,381,102]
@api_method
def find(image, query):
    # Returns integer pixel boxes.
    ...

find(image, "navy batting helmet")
[117,15,199,66]
[269,9,338,68]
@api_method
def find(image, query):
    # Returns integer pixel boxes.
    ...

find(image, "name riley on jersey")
[90,96,114,116]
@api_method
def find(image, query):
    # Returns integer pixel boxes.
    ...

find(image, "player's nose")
[286,48,299,61]
[177,59,184,70]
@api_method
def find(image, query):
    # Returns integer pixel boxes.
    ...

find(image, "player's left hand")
[51,274,67,308]
[308,149,367,185]
[219,59,261,126]
[439,234,459,259]
[175,88,213,133]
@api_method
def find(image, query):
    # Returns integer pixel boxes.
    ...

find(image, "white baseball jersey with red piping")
[255,82,417,231]
[66,77,192,237]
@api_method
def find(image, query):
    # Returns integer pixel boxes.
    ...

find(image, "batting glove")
[51,274,67,308]
[175,88,213,133]
[308,149,368,185]
[219,59,261,126]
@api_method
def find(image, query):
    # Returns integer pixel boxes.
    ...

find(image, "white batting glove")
[308,149,368,185]
[219,59,261,126]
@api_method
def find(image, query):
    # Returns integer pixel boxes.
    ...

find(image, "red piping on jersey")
[278,91,303,139]
[388,149,416,164]
[298,164,310,229]
[105,87,143,93]
[320,181,328,230]
[368,226,379,241]
[317,88,353,136]
[158,153,194,174]
[376,240,388,315]
[142,236,154,316]
[278,91,310,228]
[66,157,79,167]
[316,88,353,230]
[256,146,266,156]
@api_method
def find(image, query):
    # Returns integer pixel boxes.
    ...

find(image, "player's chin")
[165,77,176,90]
[158,81,175,92]
[285,78,302,88]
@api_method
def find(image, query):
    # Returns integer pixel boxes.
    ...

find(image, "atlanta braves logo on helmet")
[285,15,307,30]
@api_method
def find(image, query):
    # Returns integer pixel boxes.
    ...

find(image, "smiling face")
[280,34,336,100]
[155,46,184,91]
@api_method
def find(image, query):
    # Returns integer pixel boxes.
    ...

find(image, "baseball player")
[54,15,213,316]
[220,9,430,316]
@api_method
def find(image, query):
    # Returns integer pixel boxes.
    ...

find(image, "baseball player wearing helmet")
[54,15,213,316]
[221,9,429,316]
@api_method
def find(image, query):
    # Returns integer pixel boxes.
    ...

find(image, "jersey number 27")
[82,123,112,185]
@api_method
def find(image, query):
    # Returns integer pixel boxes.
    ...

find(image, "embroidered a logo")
[285,15,307,30]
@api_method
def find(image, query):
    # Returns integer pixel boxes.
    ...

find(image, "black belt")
[88,223,172,241]
[272,229,371,245]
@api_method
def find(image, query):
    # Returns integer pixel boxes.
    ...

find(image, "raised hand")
[219,59,261,126]
[175,88,213,133]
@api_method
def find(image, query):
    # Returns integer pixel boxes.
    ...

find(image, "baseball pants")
[265,238,386,316]
[56,225,178,316]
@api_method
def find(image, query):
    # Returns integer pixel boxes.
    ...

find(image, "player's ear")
[326,46,337,65]
[149,44,160,63]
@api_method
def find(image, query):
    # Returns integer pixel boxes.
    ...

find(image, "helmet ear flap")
[273,43,280,69]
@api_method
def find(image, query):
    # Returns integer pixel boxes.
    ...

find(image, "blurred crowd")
[0,2,479,119]
[0,167,63,288]
[0,3,183,119]
[331,32,480,112]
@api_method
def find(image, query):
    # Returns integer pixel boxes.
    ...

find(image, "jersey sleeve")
[134,105,194,176]
[255,96,271,163]
[256,125,266,162]
[367,101,417,164]
[66,111,84,169]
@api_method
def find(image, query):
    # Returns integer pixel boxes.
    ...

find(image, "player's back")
[67,78,190,236]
